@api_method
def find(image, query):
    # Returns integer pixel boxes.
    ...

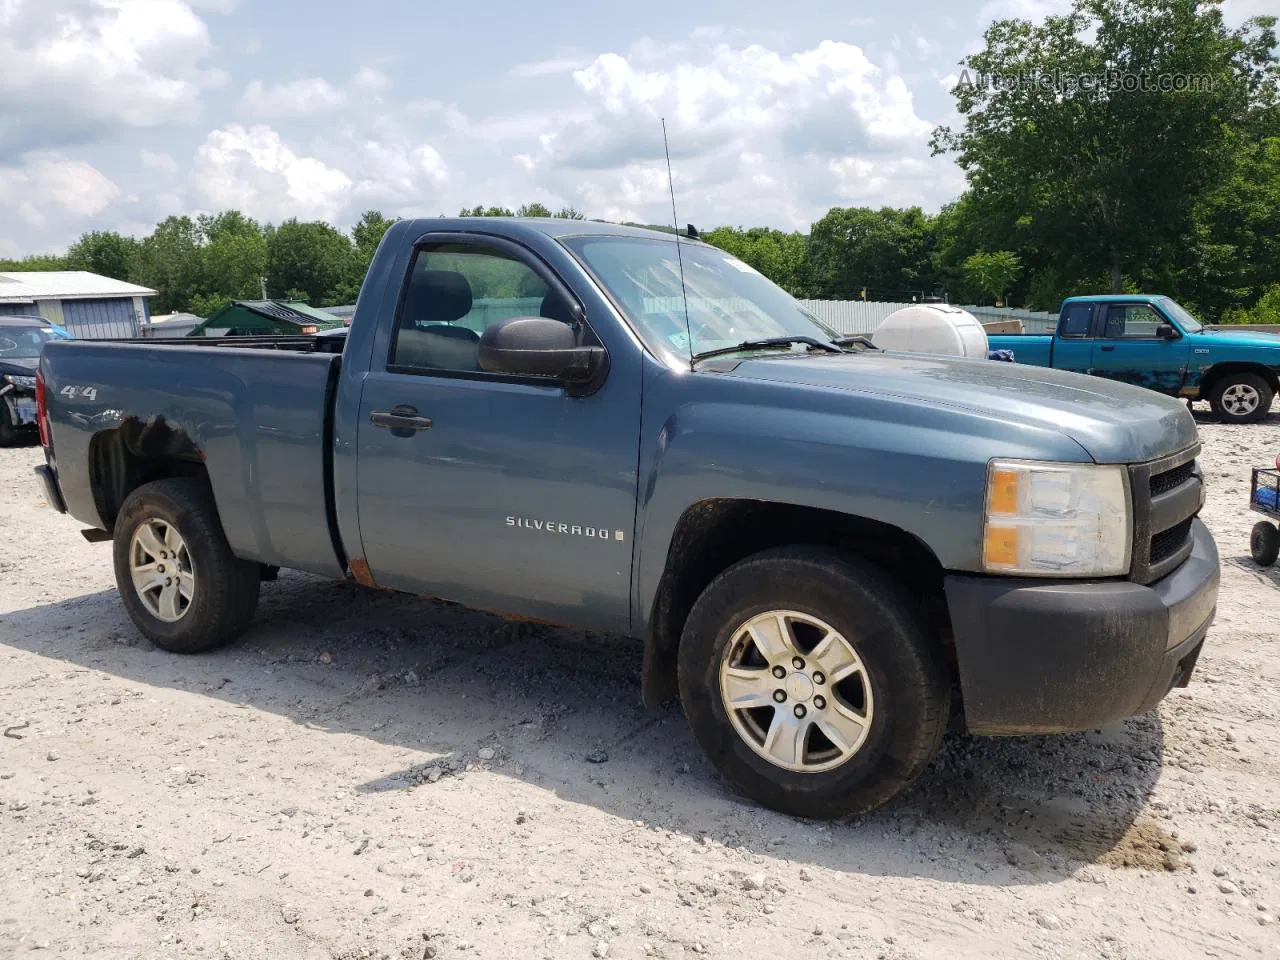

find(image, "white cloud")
[240,69,391,119]
[1221,0,1278,23]
[509,56,592,78]
[0,153,121,240]
[194,124,354,222]
[192,121,448,225]
[242,78,346,118]
[500,38,945,228]
[976,0,1070,23]
[140,150,179,176]
[0,0,224,159]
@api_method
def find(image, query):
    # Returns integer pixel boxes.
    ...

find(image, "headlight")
[2,374,36,389]
[982,460,1131,577]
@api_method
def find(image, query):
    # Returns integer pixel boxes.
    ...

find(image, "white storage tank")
[871,303,989,358]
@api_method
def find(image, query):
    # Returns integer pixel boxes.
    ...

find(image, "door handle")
[1099,345,1115,352]
[370,405,433,432]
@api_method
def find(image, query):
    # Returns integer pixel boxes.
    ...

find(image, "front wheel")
[112,478,260,653]
[1209,373,1273,424]
[677,547,950,820]
[1251,521,1280,567]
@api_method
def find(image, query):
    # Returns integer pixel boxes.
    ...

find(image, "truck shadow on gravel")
[0,573,1174,886]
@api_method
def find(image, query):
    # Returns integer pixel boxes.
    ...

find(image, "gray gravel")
[2,404,1279,959]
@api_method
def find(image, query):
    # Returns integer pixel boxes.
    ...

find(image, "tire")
[112,478,260,653]
[677,546,950,820]
[1209,373,1273,424]
[0,401,15,446]
[1251,521,1280,567]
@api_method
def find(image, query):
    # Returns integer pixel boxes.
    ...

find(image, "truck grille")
[1150,462,1194,497]
[1129,445,1202,584]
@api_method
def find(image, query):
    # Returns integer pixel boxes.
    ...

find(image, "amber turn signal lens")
[988,468,1019,515]
[983,525,1018,567]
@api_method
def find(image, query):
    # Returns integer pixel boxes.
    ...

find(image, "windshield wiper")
[691,336,842,363]
[833,335,879,350]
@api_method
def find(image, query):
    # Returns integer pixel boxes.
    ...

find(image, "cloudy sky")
[0,0,1270,257]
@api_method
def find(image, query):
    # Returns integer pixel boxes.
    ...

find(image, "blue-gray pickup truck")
[32,219,1220,818]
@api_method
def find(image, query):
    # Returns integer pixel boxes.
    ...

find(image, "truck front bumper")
[2,389,38,428]
[945,518,1218,736]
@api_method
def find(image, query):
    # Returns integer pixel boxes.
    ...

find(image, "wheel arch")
[640,498,954,709]
[1199,361,1279,399]
[88,418,209,533]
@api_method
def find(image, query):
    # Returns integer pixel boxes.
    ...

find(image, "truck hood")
[713,350,1198,464]
[0,357,39,376]
[1195,329,1280,349]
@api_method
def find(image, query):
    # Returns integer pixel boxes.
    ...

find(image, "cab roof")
[1062,294,1170,305]
[392,217,708,244]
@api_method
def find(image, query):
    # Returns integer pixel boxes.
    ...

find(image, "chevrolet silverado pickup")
[987,294,1280,424]
[33,219,1220,819]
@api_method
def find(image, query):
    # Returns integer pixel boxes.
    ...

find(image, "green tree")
[65,231,139,281]
[266,219,358,305]
[808,206,941,301]
[134,216,204,313]
[189,293,232,318]
[199,211,268,304]
[1222,283,1280,324]
[459,205,515,217]
[0,253,70,272]
[962,251,1022,305]
[702,226,814,297]
[932,0,1279,294]
[351,210,399,265]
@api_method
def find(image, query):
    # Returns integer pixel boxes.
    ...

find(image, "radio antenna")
[662,118,694,366]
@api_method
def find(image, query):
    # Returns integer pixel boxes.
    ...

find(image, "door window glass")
[1059,303,1093,338]
[1102,304,1164,339]
[392,245,576,372]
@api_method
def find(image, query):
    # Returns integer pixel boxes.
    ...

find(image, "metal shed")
[0,271,156,338]
[188,300,345,337]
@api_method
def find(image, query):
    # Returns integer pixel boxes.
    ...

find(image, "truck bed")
[41,339,346,579]
[984,333,1053,366]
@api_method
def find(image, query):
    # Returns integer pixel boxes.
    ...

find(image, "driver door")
[352,236,642,634]
[1088,303,1190,395]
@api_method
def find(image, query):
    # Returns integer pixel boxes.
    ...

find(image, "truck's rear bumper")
[34,464,67,514]
[944,518,1218,736]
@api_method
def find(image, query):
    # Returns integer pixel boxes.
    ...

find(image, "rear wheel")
[113,478,260,653]
[1251,521,1280,567]
[677,546,950,820]
[1209,373,1273,424]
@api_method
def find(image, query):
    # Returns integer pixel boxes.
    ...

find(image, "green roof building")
[188,300,345,337]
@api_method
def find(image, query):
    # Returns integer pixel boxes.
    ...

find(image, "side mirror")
[1157,323,1179,340]
[478,316,606,385]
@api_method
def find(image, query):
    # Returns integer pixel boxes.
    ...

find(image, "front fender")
[631,362,1092,633]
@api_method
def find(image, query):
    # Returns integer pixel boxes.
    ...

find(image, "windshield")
[561,235,839,359]
[1158,297,1204,333]
[0,323,64,358]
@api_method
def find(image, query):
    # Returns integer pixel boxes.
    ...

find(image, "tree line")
[2,0,1277,324]
[0,204,583,317]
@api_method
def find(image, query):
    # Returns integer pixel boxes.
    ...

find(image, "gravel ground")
[2,407,1278,960]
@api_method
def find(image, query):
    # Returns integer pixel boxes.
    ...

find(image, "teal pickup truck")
[987,295,1280,424]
